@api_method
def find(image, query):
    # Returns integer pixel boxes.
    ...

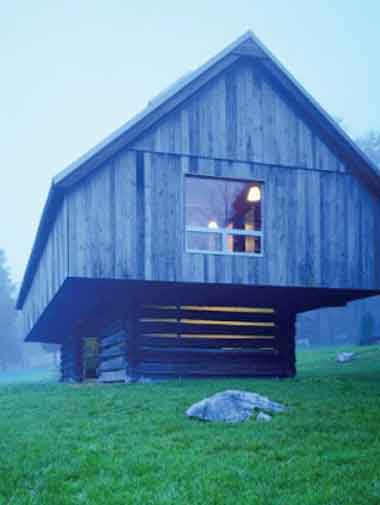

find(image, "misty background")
[1,1,380,370]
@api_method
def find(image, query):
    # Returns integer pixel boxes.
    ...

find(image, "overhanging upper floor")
[24,277,380,343]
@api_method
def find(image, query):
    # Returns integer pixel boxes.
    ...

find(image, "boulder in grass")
[256,412,272,422]
[336,352,354,363]
[186,390,285,423]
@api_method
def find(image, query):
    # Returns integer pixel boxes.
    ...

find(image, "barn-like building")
[17,32,380,382]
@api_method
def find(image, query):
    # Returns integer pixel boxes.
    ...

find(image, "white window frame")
[185,176,264,257]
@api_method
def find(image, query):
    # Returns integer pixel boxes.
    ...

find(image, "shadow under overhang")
[25,277,380,343]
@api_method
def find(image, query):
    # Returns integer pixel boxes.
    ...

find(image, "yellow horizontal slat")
[140,305,275,314]
[142,333,275,340]
[139,318,274,327]
[180,319,275,327]
[181,334,275,340]
[181,306,274,314]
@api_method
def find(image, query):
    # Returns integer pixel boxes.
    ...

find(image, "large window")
[185,176,263,255]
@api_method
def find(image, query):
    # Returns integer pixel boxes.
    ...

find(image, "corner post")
[126,301,139,381]
[276,308,297,377]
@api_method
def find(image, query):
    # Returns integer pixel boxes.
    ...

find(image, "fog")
[1,3,380,377]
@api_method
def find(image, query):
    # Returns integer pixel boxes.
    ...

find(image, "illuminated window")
[185,176,263,255]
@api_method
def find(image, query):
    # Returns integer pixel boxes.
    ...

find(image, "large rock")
[186,390,286,423]
[256,412,272,422]
[336,352,354,363]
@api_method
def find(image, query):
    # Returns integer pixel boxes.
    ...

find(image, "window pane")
[187,231,223,252]
[186,176,262,232]
[227,235,262,254]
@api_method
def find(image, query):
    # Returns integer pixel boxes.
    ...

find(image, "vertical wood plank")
[136,151,145,279]
[114,150,137,278]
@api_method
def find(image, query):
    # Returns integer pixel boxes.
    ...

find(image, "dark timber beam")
[276,308,297,377]
[126,302,139,381]
[60,335,83,383]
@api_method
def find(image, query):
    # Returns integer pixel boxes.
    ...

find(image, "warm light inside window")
[247,186,261,202]
[185,176,263,255]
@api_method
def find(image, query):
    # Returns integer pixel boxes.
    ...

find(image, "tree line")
[0,249,21,369]
[0,249,57,370]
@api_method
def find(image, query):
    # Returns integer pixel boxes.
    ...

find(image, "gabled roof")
[16,31,380,309]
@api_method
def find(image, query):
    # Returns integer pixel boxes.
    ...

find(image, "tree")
[360,312,376,346]
[0,249,21,370]
[356,131,380,169]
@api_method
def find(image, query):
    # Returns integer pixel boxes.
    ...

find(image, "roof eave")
[16,184,64,309]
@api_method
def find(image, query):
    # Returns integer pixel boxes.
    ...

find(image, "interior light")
[208,220,218,229]
[247,186,261,202]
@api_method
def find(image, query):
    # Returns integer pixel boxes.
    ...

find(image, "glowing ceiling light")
[208,220,218,229]
[247,186,261,202]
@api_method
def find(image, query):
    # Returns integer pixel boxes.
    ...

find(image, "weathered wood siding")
[22,199,69,338]
[132,59,347,172]
[61,148,379,291]
[21,57,380,336]
[66,151,138,279]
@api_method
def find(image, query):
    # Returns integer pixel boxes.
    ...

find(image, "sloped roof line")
[53,30,379,187]
[53,31,254,186]
[17,32,252,308]
[246,31,379,178]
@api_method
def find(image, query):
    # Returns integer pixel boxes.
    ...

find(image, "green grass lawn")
[0,347,379,505]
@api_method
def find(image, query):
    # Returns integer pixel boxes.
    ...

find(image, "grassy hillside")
[0,347,379,505]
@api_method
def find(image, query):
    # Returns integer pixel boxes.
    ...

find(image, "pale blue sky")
[1,0,379,285]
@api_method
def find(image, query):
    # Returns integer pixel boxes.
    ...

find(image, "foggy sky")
[1,0,379,288]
